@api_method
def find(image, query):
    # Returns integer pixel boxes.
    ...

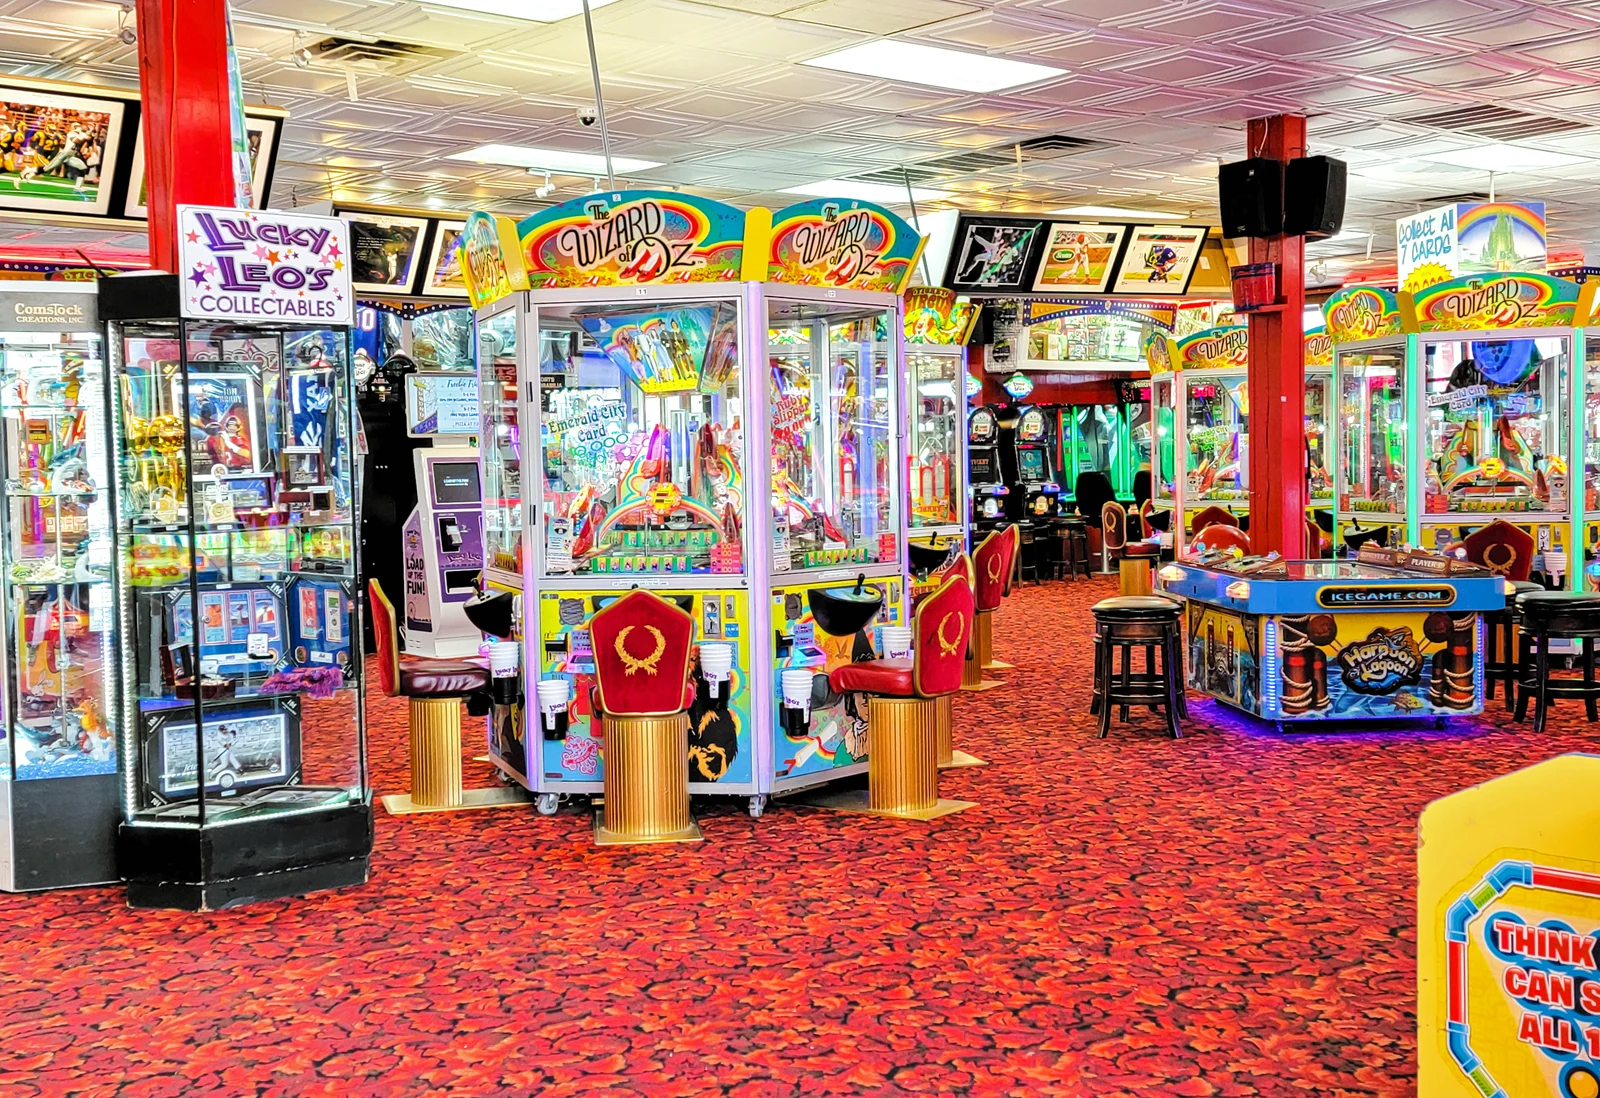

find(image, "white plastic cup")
[781,668,813,716]
[536,677,570,731]
[487,641,520,679]
[1545,549,1568,580]
[700,643,733,698]
[880,625,913,660]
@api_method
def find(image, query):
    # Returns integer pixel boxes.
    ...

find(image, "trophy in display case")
[100,205,371,910]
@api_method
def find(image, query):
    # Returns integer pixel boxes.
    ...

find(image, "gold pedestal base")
[790,786,976,820]
[793,696,975,819]
[383,786,535,815]
[962,650,1003,692]
[944,749,989,769]
[595,713,702,846]
[1120,556,1153,597]
[976,611,1013,669]
[961,678,1005,693]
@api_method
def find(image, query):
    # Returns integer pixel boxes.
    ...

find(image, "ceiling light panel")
[782,178,952,202]
[420,0,624,22]
[802,40,1065,93]
[1420,144,1587,171]
[445,144,662,173]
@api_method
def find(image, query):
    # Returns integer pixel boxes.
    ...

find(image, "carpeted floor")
[3,575,1595,1097]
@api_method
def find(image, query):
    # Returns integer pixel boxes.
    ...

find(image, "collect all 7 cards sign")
[178,204,353,326]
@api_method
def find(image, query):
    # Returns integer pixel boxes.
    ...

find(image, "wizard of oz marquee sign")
[459,190,927,307]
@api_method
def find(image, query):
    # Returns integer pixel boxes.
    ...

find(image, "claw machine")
[466,190,920,818]
[0,283,118,890]
[1305,326,1334,517]
[903,287,976,562]
[1326,275,1590,581]
[101,206,371,909]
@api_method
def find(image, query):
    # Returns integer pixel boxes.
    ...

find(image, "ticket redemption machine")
[1325,276,1591,587]
[968,404,1007,536]
[466,191,918,818]
[903,288,976,570]
[398,371,482,658]
[1146,324,1249,553]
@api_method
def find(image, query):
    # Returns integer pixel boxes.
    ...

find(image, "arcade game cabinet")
[1002,404,1062,519]
[968,404,1007,538]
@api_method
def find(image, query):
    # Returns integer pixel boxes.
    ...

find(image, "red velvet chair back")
[1460,520,1535,581]
[1189,505,1238,535]
[1192,523,1252,555]
[1102,502,1127,551]
[913,574,975,698]
[973,529,1009,611]
[943,552,974,591]
[588,590,696,716]
[368,579,400,697]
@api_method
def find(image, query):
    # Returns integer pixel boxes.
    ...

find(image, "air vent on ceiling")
[1016,134,1108,158]
[1400,104,1586,141]
[308,36,456,69]
[1418,191,1492,206]
[852,166,945,187]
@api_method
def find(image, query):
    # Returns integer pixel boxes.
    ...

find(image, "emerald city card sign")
[178,205,353,325]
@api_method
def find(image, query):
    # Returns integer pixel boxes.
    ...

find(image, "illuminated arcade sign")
[1305,326,1333,367]
[1144,332,1175,375]
[1002,372,1034,400]
[1322,285,1403,343]
[458,211,528,309]
[517,190,748,289]
[1176,325,1248,371]
[762,198,925,294]
[1403,271,1595,333]
[904,286,980,345]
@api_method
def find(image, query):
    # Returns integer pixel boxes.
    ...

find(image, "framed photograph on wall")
[0,86,125,217]
[126,112,282,219]
[1111,225,1210,295]
[943,216,1048,294]
[346,213,429,295]
[421,221,469,298]
[1032,223,1126,293]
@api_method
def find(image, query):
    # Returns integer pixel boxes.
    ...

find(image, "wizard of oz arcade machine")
[464,190,920,818]
[1305,326,1335,519]
[1147,324,1249,552]
[1326,275,1592,584]
[903,287,976,579]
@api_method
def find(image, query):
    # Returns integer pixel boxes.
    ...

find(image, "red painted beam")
[1245,114,1308,560]
[136,0,240,272]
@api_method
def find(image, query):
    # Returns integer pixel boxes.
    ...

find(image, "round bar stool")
[1091,595,1184,739]
[1488,580,1542,710]
[1514,590,1600,735]
[1059,517,1091,581]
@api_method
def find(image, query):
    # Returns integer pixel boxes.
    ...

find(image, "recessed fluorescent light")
[1420,144,1585,172]
[420,0,622,21]
[781,179,951,203]
[445,144,660,174]
[802,41,1064,93]
[1054,205,1188,221]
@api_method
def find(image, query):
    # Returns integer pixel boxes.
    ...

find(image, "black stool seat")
[1486,580,1543,711]
[1514,589,1600,733]
[1092,595,1181,621]
[1091,598,1184,739]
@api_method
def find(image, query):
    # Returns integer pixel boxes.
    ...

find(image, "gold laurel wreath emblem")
[935,612,962,657]
[985,556,1002,583]
[1482,543,1518,577]
[615,625,666,676]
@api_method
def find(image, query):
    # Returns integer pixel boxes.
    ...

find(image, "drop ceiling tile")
[778,0,978,34]
[914,13,1062,50]
[1368,0,1513,32]
[1234,21,1369,58]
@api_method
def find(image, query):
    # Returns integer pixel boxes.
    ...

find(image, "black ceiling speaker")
[1217,157,1283,238]
[1284,155,1347,239]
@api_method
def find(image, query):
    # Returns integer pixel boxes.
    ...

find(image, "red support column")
[1245,114,1307,559]
[136,0,239,272]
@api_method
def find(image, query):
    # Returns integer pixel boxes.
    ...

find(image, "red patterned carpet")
[3,575,1596,1097]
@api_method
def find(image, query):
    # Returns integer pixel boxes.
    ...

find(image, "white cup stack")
[487,641,520,679]
[1545,549,1568,583]
[780,668,813,717]
[880,625,913,660]
[700,643,733,698]
[536,677,570,731]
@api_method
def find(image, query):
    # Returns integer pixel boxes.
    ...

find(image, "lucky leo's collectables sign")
[178,205,353,326]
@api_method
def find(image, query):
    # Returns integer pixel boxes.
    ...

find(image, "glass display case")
[1152,375,1177,513]
[100,257,371,910]
[905,344,965,538]
[478,305,521,582]
[0,283,119,891]
[536,298,743,578]
[1305,368,1332,508]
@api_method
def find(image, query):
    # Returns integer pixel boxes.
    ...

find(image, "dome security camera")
[577,106,598,127]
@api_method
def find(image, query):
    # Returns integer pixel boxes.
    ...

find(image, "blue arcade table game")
[1159,549,1508,725]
